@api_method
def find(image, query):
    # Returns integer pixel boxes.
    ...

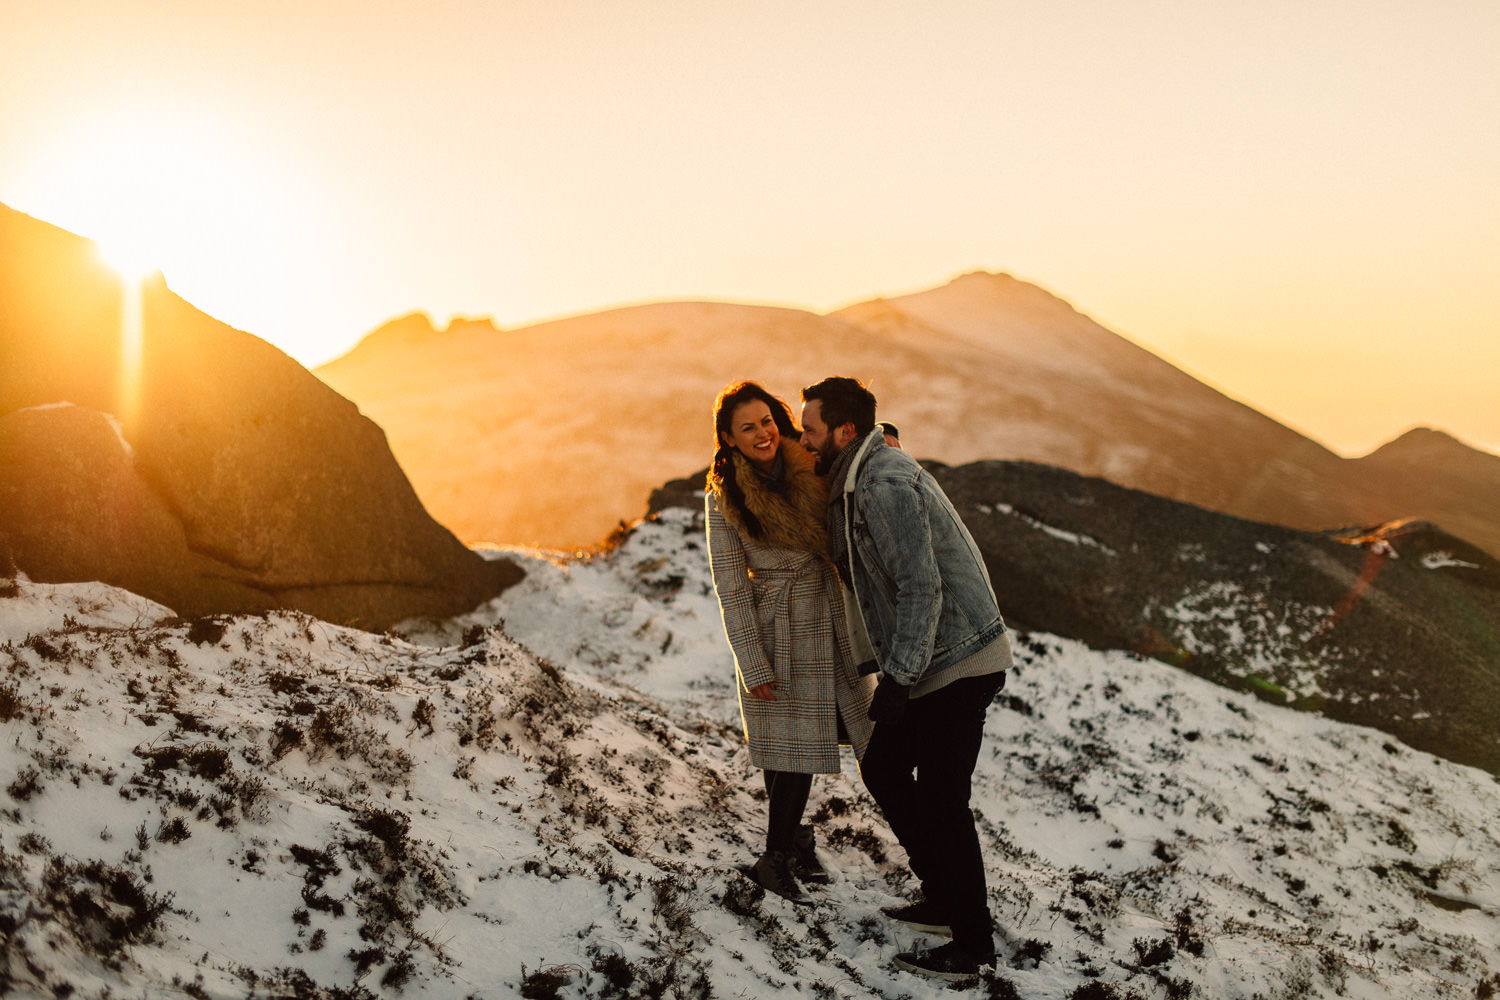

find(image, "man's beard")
[813,438,840,476]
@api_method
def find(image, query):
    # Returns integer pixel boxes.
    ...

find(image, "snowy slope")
[1,512,1497,999]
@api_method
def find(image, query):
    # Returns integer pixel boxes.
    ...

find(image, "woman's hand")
[749,682,777,701]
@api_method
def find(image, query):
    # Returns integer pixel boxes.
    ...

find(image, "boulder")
[0,404,273,614]
[0,202,521,629]
[647,470,708,518]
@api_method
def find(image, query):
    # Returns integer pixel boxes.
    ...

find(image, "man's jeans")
[860,671,1005,957]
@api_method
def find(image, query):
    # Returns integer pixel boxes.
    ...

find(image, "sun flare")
[115,264,145,431]
[96,236,161,284]
[15,103,313,337]
[16,104,298,425]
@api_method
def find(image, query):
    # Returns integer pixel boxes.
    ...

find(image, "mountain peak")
[443,315,503,337]
[1366,426,1494,463]
[340,312,503,361]
[948,268,1021,287]
[361,311,440,347]
[939,269,1076,306]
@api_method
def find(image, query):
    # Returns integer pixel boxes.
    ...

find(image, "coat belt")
[747,566,804,580]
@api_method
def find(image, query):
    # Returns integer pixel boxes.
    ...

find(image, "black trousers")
[762,769,812,852]
[859,671,1005,957]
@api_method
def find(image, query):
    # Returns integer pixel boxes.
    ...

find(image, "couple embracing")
[705,376,1013,985]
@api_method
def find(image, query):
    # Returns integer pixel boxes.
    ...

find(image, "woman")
[705,380,875,904]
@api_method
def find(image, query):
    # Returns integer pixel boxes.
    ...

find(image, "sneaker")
[792,825,832,885]
[893,941,995,984]
[750,849,812,905]
[881,899,953,937]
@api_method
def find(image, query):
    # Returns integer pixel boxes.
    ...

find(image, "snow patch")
[1157,581,1340,702]
[992,502,1119,556]
[1421,551,1480,570]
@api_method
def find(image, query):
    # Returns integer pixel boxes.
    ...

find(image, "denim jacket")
[839,432,1006,687]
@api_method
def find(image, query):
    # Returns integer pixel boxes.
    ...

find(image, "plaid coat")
[706,440,875,773]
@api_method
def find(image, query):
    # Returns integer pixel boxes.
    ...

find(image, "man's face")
[799,399,848,474]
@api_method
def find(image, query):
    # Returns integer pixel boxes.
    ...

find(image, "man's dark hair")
[801,376,877,436]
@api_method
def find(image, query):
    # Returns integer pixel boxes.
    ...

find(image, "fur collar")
[708,439,831,556]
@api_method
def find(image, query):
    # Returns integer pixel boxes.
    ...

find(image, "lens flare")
[97,235,161,286]
[102,250,147,430]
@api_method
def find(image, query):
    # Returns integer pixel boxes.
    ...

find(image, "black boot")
[894,941,995,985]
[792,825,832,885]
[751,849,812,905]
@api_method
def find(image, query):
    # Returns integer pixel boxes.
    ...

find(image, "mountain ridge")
[318,271,1500,557]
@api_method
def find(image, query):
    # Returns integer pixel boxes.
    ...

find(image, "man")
[801,376,1012,985]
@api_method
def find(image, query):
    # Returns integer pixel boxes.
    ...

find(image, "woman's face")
[722,399,780,471]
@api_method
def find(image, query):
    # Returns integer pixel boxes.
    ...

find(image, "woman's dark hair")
[710,381,798,539]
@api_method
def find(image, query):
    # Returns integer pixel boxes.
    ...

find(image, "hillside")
[315,301,936,547]
[927,459,1500,774]
[831,273,1335,518]
[2,510,1497,998]
[1341,428,1500,557]
[315,272,1500,556]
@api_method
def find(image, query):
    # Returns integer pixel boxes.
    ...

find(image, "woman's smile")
[724,400,781,472]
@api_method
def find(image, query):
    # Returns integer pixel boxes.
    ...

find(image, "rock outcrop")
[0,202,521,629]
[933,460,1500,774]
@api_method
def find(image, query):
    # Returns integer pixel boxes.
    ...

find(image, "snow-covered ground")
[1,507,1496,999]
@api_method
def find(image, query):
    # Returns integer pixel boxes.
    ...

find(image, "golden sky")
[4,1,1497,456]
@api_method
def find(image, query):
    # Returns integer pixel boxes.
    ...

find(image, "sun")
[46,109,241,284]
[16,102,309,318]
[96,234,163,284]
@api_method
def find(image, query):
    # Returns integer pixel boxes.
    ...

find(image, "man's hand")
[868,676,910,724]
[749,682,777,701]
